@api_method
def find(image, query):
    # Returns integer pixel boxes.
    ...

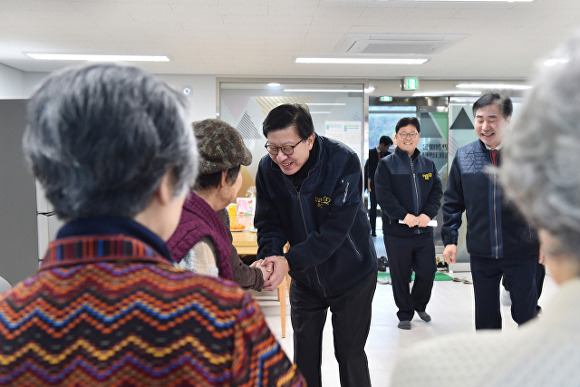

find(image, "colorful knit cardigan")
[0,235,304,386]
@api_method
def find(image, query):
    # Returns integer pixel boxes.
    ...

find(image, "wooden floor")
[254,226,558,386]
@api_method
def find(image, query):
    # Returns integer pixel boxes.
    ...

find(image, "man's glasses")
[397,132,419,139]
[265,139,304,156]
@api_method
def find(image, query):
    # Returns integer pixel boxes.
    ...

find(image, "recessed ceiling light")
[544,58,569,66]
[413,90,482,97]
[284,88,363,93]
[456,83,531,90]
[306,103,347,106]
[295,57,428,65]
[268,82,281,87]
[418,0,533,2]
[25,53,170,62]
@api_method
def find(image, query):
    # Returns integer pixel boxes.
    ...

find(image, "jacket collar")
[40,234,169,271]
[394,145,420,160]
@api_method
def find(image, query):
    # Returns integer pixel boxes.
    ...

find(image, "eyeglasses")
[265,139,304,156]
[397,132,419,139]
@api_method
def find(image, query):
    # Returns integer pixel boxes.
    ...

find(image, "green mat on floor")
[377,272,453,281]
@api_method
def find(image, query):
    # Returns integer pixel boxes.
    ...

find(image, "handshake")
[250,255,290,291]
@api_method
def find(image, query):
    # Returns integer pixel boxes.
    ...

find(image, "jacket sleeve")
[232,293,305,386]
[374,158,409,221]
[441,155,465,246]
[282,153,366,271]
[422,160,443,219]
[255,164,290,261]
[364,158,369,191]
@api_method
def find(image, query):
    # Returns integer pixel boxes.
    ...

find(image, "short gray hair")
[500,32,580,258]
[23,63,198,221]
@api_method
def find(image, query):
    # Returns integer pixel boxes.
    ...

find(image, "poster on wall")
[324,121,362,161]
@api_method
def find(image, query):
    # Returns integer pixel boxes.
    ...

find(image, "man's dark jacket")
[255,134,377,297]
[374,147,443,236]
[441,140,538,258]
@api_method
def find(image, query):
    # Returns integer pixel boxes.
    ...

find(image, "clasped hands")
[403,213,431,228]
[250,255,289,291]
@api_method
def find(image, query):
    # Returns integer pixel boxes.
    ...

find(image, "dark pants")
[384,233,436,321]
[290,272,376,387]
[369,184,378,234]
[503,262,545,301]
[470,254,538,330]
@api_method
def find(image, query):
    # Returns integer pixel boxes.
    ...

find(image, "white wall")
[158,74,217,121]
[0,64,26,98]
[0,68,218,121]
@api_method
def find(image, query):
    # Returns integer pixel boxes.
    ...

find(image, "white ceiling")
[1,0,579,80]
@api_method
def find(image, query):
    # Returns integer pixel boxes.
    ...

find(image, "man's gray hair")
[23,63,198,221]
[500,32,580,258]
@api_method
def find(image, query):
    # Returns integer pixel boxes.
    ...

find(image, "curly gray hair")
[23,63,198,221]
[500,32,580,259]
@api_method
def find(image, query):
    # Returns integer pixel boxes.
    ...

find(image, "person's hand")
[403,213,418,228]
[416,214,431,228]
[443,244,457,264]
[539,245,545,265]
[367,179,372,192]
[251,259,273,281]
[261,255,289,291]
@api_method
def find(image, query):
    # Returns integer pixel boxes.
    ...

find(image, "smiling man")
[441,93,540,330]
[375,117,442,330]
[254,103,377,387]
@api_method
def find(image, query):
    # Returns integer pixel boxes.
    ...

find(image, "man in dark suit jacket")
[365,135,393,236]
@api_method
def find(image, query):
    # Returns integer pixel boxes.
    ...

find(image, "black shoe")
[371,231,377,237]
[398,321,411,330]
[417,311,431,322]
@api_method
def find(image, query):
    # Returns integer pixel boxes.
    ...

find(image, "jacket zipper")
[296,169,327,298]
[492,155,499,259]
[410,157,420,234]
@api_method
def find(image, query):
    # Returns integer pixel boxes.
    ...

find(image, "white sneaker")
[501,289,512,306]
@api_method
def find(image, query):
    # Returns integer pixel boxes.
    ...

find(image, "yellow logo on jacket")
[422,173,433,180]
[315,196,331,208]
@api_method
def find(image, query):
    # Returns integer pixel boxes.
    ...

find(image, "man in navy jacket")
[441,93,539,330]
[375,117,442,330]
[255,103,377,387]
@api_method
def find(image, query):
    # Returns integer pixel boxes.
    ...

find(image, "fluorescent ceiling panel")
[26,53,170,62]
[418,0,533,2]
[295,57,428,65]
[456,83,531,90]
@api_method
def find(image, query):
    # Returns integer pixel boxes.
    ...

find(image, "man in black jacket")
[375,117,443,330]
[255,104,377,387]
[441,93,539,330]
[365,135,393,236]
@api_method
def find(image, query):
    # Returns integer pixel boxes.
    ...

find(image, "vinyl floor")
[253,222,558,386]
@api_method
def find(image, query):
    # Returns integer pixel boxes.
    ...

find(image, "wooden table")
[231,230,258,255]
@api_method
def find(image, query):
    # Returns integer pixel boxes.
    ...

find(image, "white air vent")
[335,33,466,56]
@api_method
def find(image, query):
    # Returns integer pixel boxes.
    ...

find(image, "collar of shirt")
[56,216,172,262]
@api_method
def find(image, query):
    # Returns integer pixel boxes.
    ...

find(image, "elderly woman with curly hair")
[0,63,303,386]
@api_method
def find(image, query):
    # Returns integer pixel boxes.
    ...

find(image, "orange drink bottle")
[227,203,237,225]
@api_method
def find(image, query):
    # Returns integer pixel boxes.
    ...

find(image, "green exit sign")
[403,77,419,91]
[379,96,392,102]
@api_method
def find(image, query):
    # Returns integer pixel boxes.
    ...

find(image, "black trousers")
[470,254,538,330]
[290,272,376,387]
[503,262,545,301]
[369,184,378,234]
[384,233,436,321]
